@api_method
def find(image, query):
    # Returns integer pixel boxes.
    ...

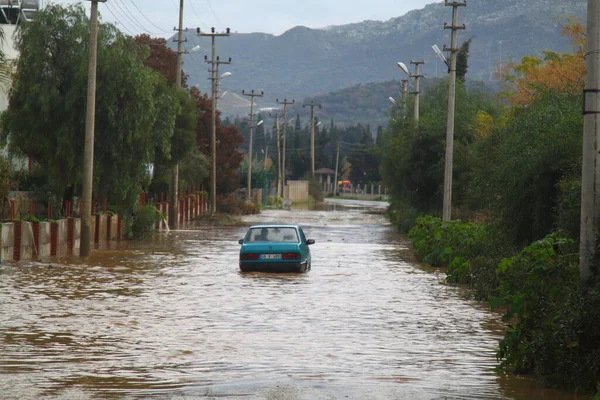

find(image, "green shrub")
[308,177,324,202]
[387,200,420,234]
[268,195,283,208]
[490,233,600,392]
[128,204,162,240]
[217,195,260,215]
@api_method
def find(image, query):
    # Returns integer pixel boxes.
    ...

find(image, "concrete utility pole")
[199,27,231,214]
[270,112,283,197]
[401,79,409,119]
[169,0,186,229]
[276,98,294,195]
[442,0,466,222]
[333,141,340,197]
[80,0,105,257]
[242,89,264,202]
[303,101,321,177]
[410,60,425,123]
[580,0,600,283]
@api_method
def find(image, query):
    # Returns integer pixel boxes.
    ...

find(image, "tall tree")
[456,38,473,83]
[2,4,177,213]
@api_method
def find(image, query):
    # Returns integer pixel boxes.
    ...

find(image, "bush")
[407,216,600,394]
[217,195,260,215]
[490,233,600,393]
[128,204,163,240]
[387,200,421,234]
[268,195,283,208]
[308,177,323,202]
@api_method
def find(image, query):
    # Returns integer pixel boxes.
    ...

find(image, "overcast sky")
[49,0,438,38]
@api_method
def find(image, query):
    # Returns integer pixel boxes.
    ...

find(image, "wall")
[286,181,309,203]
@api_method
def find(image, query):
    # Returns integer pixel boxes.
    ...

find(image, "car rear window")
[248,227,299,242]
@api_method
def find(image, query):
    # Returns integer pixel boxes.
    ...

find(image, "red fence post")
[67,218,75,253]
[50,222,58,256]
[13,220,22,261]
[117,215,122,240]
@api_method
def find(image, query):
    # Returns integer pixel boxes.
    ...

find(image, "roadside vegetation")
[0,4,246,237]
[382,24,600,395]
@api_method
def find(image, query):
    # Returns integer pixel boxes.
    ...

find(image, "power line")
[205,0,223,28]
[111,0,158,35]
[188,0,209,30]
[104,2,135,36]
[128,0,171,34]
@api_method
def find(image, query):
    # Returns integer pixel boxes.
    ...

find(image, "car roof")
[248,224,301,229]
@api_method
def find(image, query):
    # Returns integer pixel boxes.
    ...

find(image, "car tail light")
[241,253,259,260]
[282,253,300,260]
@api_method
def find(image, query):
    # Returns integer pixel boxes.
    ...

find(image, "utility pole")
[580,0,600,283]
[242,89,264,202]
[442,0,466,222]
[270,112,283,197]
[410,60,425,123]
[169,0,186,229]
[80,0,105,257]
[333,142,340,197]
[263,122,268,171]
[199,27,231,214]
[401,79,409,119]
[276,98,294,196]
[303,101,321,177]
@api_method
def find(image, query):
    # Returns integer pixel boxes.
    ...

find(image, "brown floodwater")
[0,199,591,399]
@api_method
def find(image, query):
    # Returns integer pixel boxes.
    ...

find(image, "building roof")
[315,168,335,175]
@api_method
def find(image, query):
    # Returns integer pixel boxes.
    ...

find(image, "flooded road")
[0,200,587,399]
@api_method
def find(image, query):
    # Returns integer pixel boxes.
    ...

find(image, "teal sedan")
[238,225,315,273]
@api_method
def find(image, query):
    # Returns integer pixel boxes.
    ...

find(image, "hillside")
[177,0,586,126]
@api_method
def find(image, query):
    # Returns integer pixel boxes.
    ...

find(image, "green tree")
[2,4,177,214]
[456,38,473,83]
[381,78,498,215]
[466,91,582,245]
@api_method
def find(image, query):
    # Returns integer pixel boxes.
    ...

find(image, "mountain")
[177,0,586,125]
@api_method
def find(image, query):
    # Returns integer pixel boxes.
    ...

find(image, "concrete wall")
[286,180,309,203]
[1,222,14,261]
[0,192,207,261]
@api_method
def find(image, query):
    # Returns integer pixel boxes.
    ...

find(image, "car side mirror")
[238,239,244,244]
[306,239,315,245]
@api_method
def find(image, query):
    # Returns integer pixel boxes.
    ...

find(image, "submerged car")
[238,225,315,273]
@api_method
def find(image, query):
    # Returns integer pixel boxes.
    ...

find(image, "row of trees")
[230,113,383,187]
[0,4,244,220]
[380,24,584,245]
[381,24,600,394]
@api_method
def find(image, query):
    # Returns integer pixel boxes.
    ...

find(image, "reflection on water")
[0,200,591,399]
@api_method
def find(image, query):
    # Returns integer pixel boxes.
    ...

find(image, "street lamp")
[397,61,409,75]
[432,44,449,67]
